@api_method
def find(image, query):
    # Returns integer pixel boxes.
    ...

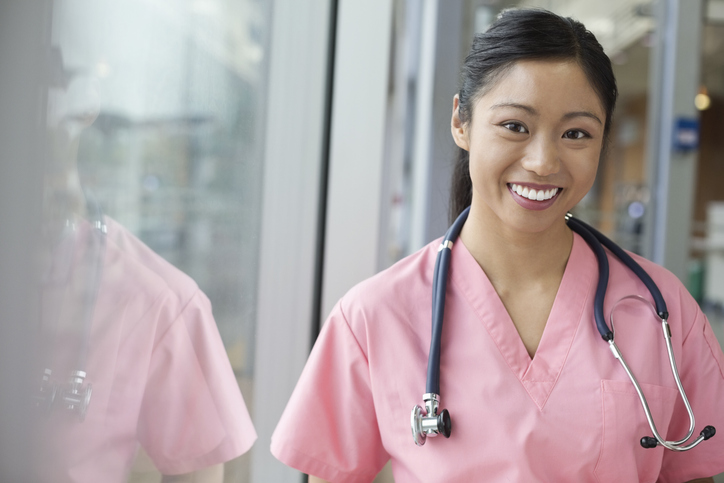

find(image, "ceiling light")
[695,86,711,111]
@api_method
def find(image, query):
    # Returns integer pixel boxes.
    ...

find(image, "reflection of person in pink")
[271,9,724,483]
[38,216,256,482]
[36,49,256,482]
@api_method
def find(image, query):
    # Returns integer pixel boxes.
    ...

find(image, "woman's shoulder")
[624,250,691,301]
[612,247,702,332]
[102,216,200,301]
[334,239,441,328]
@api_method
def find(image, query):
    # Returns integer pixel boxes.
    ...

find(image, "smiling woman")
[271,8,724,483]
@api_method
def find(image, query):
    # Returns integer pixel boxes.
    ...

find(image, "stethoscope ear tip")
[640,426,716,450]
[640,436,658,449]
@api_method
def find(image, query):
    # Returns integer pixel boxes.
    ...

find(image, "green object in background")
[687,258,704,304]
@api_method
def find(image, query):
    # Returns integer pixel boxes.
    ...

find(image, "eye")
[501,121,528,134]
[563,129,590,140]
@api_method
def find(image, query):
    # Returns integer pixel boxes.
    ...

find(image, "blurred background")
[0,0,722,481]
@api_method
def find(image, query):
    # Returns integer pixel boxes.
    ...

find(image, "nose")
[521,135,561,177]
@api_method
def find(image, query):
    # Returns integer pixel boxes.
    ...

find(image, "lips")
[507,183,562,211]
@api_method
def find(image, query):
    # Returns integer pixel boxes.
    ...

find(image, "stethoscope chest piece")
[411,393,452,446]
[34,369,93,421]
[34,208,105,423]
[63,370,93,421]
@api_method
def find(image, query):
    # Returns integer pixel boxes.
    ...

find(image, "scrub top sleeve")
[137,290,256,475]
[658,302,724,482]
[271,301,389,483]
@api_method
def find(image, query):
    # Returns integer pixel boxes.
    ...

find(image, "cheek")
[468,153,501,194]
[467,139,514,183]
[572,153,600,193]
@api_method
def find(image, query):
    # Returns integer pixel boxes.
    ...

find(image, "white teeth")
[510,184,559,201]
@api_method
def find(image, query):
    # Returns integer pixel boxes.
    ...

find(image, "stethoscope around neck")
[33,196,107,422]
[411,206,716,451]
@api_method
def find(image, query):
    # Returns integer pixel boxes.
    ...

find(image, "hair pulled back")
[449,8,618,221]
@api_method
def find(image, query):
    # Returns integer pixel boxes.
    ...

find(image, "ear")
[451,95,469,151]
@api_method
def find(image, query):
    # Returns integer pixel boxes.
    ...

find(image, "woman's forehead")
[476,59,606,118]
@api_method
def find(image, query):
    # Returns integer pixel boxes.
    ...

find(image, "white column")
[320,0,395,319]
[409,0,465,250]
[252,0,333,481]
[645,0,704,281]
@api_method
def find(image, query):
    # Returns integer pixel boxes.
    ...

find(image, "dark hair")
[449,8,618,222]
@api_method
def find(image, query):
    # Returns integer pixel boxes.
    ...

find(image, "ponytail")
[449,147,472,223]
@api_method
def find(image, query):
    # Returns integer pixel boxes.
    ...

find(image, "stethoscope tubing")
[565,215,612,341]
[572,216,668,320]
[37,193,106,422]
[78,195,107,371]
[427,206,469,395]
[566,217,713,449]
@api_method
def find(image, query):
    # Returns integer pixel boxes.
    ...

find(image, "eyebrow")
[562,111,603,125]
[490,102,603,126]
[491,102,538,116]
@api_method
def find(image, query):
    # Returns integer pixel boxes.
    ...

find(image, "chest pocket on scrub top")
[594,379,678,483]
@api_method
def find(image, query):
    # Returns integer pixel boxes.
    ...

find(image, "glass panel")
[41,0,268,480]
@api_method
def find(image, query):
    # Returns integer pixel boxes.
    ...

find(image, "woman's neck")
[459,205,573,291]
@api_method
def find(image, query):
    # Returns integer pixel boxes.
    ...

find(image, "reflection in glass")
[39,1,267,481]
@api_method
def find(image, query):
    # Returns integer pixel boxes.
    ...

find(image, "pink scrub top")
[37,217,256,482]
[272,233,724,482]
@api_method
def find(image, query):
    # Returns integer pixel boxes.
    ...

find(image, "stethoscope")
[411,206,717,451]
[34,196,106,421]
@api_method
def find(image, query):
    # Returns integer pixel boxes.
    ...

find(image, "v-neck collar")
[448,232,596,410]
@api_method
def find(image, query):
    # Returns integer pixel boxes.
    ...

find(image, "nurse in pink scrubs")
[272,8,724,482]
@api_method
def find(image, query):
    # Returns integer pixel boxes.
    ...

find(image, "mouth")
[507,183,563,211]
[508,183,561,201]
